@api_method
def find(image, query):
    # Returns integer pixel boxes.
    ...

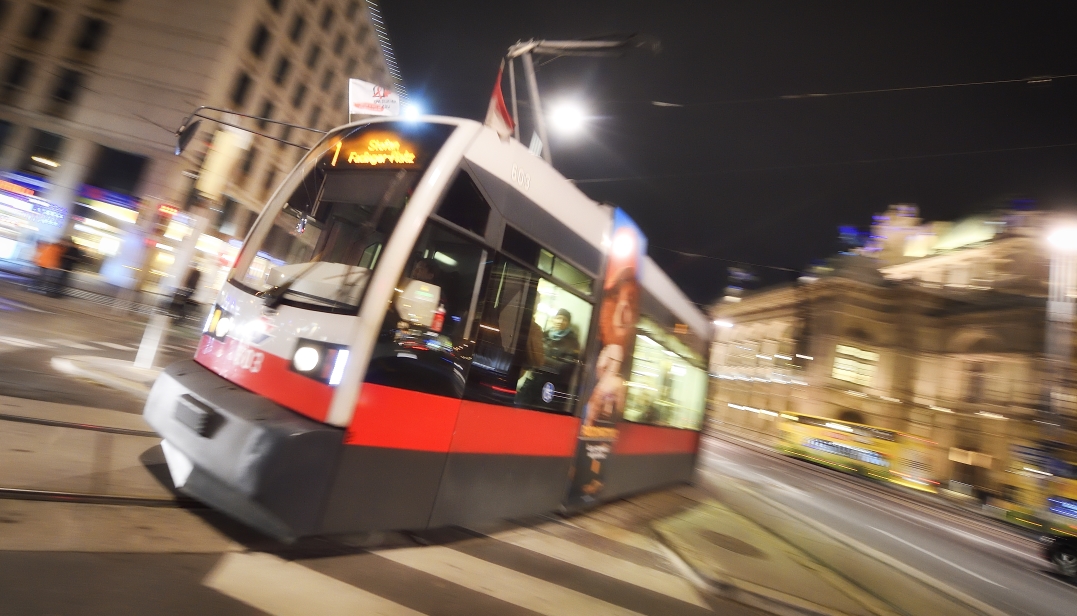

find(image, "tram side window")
[622,319,707,430]
[435,171,490,236]
[364,222,487,398]
[464,257,593,414]
[502,225,593,295]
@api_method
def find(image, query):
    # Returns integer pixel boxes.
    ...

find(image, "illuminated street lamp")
[549,102,588,134]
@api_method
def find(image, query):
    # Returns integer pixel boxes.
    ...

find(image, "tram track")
[0,486,200,508]
[0,409,201,508]
[0,411,159,438]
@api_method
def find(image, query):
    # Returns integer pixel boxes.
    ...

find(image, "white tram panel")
[462,126,610,255]
[209,283,360,361]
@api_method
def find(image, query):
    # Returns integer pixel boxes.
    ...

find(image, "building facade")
[0,0,396,294]
[709,205,1074,501]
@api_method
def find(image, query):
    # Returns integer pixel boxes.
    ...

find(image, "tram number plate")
[227,344,264,373]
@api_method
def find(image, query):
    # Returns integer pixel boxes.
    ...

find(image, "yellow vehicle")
[777,412,939,492]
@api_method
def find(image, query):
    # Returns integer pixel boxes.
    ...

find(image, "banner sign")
[567,208,647,506]
[348,79,400,117]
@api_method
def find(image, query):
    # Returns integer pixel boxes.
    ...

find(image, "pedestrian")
[31,240,61,294]
[170,267,201,322]
[51,238,85,298]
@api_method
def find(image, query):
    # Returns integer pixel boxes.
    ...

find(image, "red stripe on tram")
[345,383,460,452]
[613,423,700,455]
[195,335,333,422]
[449,400,579,457]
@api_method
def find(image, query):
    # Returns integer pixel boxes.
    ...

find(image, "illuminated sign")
[0,179,34,197]
[158,204,179,216]
[328,132,417,167]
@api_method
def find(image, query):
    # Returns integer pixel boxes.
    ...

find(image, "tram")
[144,116,711,540]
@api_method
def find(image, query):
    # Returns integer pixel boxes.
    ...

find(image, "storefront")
[0,171,64,261]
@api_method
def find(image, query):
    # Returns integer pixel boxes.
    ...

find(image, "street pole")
[521,52,552,164]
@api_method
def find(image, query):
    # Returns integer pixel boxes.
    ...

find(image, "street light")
[1047,226,1077,252]
[403,102,423,121]
[713,320,734,328]
[549,102,587,134]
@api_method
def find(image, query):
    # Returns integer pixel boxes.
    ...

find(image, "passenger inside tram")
[517,307,583,408]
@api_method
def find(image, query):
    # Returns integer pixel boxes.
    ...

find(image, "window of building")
[305,44,321,69]
[256,99,274,129]
[85,146,148,195]
[0,2,10,27]
[288,15,305,42]
[319,6,334,30]
[249,23,271,58]
[50,68,84,105]
[320,68,335,91]
[239,146,258,176]
[333,33,346,55]
[345,1,359,21]
[266,0,283,13]
[2,56,32,92]
[434,172,489,236]
[464,256,594,414]
[261,168,278,195]
[832,344,878,386]
[356,22,370,43]
[73,16,109,52]
[23,5,55,41]
[291,83,307,108]
[343,58,357,76]
[308,105,321,128]
[0,120,12,152]
[623,318,707,430]
[230,70,253,107]
[365,221,489,398]
[272,56,291,84]
[19,129,65,174]
[277,125,291,148]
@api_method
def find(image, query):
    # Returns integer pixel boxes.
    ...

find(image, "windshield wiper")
[257,261,322,308]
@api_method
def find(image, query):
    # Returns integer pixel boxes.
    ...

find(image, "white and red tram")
[144,116,711,540]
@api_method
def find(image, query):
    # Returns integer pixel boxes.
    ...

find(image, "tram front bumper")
[143,360,344,541]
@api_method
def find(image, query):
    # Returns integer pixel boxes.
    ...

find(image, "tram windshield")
[233,122,455,312]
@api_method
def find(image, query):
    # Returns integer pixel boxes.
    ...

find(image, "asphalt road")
[698,434,1077,616]
[0,276,199,413]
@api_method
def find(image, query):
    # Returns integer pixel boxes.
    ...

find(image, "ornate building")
[709,205,1073,498]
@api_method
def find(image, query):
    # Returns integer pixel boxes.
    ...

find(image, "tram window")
[364,222,487,398]
[622,318,707,430]
[434,172,490,236]
[235,168,416,310]
[502,225,592,295]
[464,258,593,414]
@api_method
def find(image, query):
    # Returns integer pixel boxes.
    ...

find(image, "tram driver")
[517,308,582,409]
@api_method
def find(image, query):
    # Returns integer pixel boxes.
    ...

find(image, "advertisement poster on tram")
[348,78,400,117]
[568,208,646,505]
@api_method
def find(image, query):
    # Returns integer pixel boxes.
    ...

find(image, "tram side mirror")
[175,119,202,155]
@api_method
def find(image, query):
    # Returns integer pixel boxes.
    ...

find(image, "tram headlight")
[293,346,321,372]
[290,339,350,385]
[205,306,235,340]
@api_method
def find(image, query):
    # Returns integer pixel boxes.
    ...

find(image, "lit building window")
[832,344,878,386]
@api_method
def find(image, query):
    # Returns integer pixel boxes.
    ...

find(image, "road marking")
[494,525,710,608]
[48,339,96,350]
[870,526,1007,588]
[0,336,50,348]
[204,552,423,616]
[377,545,645,616]
[95,341,135,351]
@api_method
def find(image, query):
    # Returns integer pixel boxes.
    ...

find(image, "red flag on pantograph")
[484,61,515,140]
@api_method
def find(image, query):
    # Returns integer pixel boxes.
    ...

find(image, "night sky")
[380,1,1077,305]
